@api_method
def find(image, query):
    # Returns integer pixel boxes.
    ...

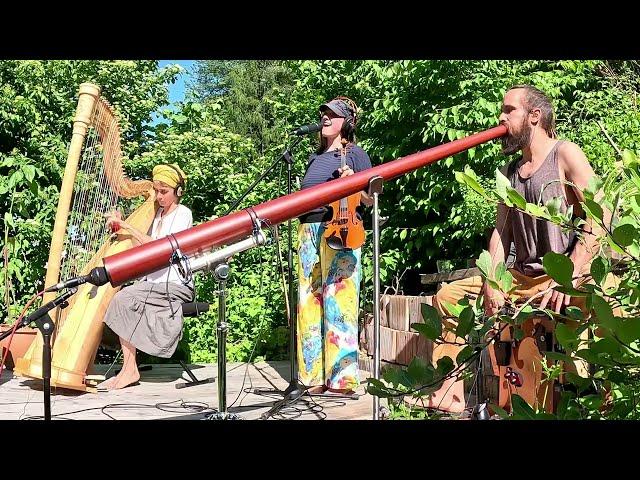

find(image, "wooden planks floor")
[0,361,375,421]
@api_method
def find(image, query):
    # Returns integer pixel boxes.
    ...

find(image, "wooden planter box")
[362,294,467,413]
[0,324,38,370]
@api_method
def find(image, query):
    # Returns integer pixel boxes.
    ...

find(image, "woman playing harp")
[98,164,194,390]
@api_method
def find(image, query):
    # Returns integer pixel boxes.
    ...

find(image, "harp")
[13,83,158,392]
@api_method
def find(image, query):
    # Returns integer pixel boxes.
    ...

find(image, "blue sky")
[152,60,197,124]
[158,60,197,103]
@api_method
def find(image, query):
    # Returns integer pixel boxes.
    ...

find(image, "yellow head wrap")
[152,164,187,190]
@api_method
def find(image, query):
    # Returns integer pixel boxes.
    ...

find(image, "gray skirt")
[103,281,194,358]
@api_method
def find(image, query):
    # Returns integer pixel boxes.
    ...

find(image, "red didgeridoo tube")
[103,124,507,286]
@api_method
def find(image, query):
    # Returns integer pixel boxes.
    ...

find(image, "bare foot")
[326,387,356,395]
[306,385,327,394]
[108,371,141,390]
[97,376,118,391]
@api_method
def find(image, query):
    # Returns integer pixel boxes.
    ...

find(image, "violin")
[323,140,366,250]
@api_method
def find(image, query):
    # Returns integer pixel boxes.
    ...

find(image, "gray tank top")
[507,140,574,276]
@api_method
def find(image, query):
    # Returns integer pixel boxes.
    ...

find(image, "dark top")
[298,144,372,223]
[506,140,575,275]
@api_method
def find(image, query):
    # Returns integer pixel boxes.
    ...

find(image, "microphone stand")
[221,136,308,401]
[0,288,77,421]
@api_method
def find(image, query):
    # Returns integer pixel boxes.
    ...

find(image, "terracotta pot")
[0,324,38,370]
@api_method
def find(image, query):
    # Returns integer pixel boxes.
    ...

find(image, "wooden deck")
[0,361,375,420]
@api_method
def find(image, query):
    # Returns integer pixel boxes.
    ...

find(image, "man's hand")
[538,279,575,314]
[483,283,506,317]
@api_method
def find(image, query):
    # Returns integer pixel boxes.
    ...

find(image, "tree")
[192,60,295,156]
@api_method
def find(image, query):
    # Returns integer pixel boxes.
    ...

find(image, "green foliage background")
[2,60,640,384]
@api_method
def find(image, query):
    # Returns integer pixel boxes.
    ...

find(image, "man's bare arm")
[540,142,609,313]
[560,142,607,276]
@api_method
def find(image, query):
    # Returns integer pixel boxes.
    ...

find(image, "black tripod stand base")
[308,392,360,400]
[175,378,215,389]
[175,360,215,389]
[253,386,360,401]
[202,411,242,420]
[253,379,305,398]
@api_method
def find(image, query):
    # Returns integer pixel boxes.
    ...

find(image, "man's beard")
[501,119,532,155]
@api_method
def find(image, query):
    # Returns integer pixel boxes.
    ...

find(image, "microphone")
[26,287,78,324]
[44,266,110,293]
[291,123,322,136]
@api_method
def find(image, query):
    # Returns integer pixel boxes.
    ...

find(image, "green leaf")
[382,366,413,388]
[441,300,465,317]
[435,356,454,376]
[456,345,475,365]
[580,394,603,411]
[574,349,614,367]
[590,257,607,286]
[456,306,474,338]
[584,175,603,199]
[525,202,548,219]
[556,391,576,420]
[468,147,476,159]
[4,212,14,229]
[506,187,527,210]
[477,250,492,278]
[174,114,188,124]
[501,270,514,293]
[486,278,501,291]
[555,323,579,352]
[416,304,442,341]
[591,295,615,330]
[612,224,637,247]
[8,170,24,189]
[583,198,604,223]
[495,168,511,200]
[545,196,562,217]
[618,318,640,344]
[554,285,589,297]
[366,378,395,398]
[542,252,574,286]
[543,351,575,364]
[564,306,584,321]
[22,164,36,183]
[622,149,638,167]
[455,171,486,197]
[407,356,434,386]
[489,403,510,419]
[510,394,536,419]
[494,261,506,283]
[535,412,556,420]
[563,372,591,393]
[591,337,621,355]
[606,370,627,384]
